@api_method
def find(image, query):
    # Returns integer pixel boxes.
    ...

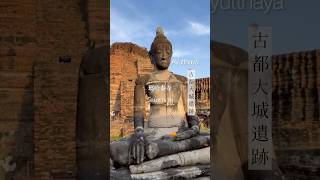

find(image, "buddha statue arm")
[180,75,200,131]
[133,74,151,130]
[133,82,145,131]
[174,74,200,140]
[130,76,149,164]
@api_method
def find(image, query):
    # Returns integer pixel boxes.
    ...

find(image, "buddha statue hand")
[175,115,200,141]
[129,127,146,164]
[175,126,199,141]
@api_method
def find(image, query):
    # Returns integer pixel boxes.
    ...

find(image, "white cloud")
[187,21,210,36]
[172,47,203,58]
[110,6,153,45]
[172,49,191,58]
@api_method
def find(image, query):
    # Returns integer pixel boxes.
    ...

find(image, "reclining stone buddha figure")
[110,27,206,167]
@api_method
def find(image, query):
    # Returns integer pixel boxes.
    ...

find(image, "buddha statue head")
[149,27,173,70]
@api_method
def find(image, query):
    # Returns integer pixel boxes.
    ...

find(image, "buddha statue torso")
[145,71,187,128]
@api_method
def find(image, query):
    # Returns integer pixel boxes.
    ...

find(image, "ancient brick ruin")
[0,0,108,179]
[195,78,210,110]
[110,43,153,137]
[272,50,320,178]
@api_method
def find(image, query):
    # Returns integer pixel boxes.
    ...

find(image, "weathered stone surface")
[0,72,33,89]
[32,1,89,178]
[212,41,320,180]
[195,78,210,110]
[212,41,249,180]
[129,147,210,174]
[110,136,210,168]
[110,43,211,138]
[76,46,108,179]
[87,0,109,46]
[146,135,210,159]
[130,165,210,180]
[110,168,131,180]
[34,62,80,180]
[272,50,320,179]
[0,0,37,179]
[0,0,108,179]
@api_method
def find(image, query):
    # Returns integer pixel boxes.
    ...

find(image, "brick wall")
[34,62,80,179]
[0,0,37,179]
[195,78,211,110]
[0,0,107,179]
[33,0,88,178]
[272,50,320,175]
[110,43,153,137]
[272,50,320,149]
[87,0,108,46]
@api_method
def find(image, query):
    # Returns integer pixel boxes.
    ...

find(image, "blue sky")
[111,0,210,78]
[212,0,320,54]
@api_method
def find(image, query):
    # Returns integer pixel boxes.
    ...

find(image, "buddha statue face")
[149,27,173,70]
[150,43,172,70]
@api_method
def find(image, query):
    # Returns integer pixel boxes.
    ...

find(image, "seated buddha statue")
[110,27,200,166]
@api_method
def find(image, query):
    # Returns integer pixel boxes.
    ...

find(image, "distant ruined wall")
[272,50,320,168]
[195,78,210,110]
[110,43,153,137]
